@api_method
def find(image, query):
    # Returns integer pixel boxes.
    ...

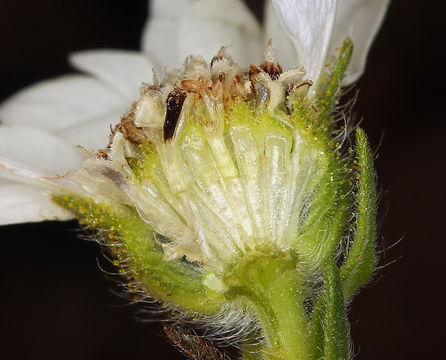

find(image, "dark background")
[0,1,443,359]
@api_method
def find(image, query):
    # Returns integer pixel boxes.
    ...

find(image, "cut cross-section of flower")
[43,41,354,282]
[38,41,378,359]
[0,0,389,357]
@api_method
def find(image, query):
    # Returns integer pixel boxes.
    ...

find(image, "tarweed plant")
[0,1,390,359]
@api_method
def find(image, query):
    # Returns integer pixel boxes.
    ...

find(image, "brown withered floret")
[181,76,211,96]
[284,79,314,113]
[210,72,230,100]
[285,80,313,103]
[260,59,283,80]
[114,108,148,145]
[142,84,161,93]
[95,150,109,160]
[248,64,262,80]
[231,73,252,98]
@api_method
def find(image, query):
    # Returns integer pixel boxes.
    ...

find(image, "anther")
[164,88,187,142]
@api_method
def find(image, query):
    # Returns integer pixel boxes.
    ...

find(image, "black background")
[0,1,444,359]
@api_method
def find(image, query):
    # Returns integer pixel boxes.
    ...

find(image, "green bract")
[52,39,377,360]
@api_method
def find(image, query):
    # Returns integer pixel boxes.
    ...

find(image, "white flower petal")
[0,156,82,196]
[272,0,337,83]
[264,0,296,70]
[149,0,194,18]
[141,0,194,70]
[69,50,154,101]
[141,18,181,71]
[0,75,125,131]
[329,0,390,85]
[56,109,123,150]
[178,0,263,68]
[0,183,73,225]
[0,125,82,174]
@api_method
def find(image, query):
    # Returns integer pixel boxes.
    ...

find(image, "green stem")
[256,269,312,360]
[226,252,313,360]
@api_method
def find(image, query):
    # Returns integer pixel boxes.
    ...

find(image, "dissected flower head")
[20,41,376,360]
[42,42,343,278]
[0,1,389,358]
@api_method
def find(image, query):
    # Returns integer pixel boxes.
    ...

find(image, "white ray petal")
[141,18,181,71]
[0,183,73,225]
[55,108,123,150]
[178,0,263,68]
[0,125,82,174]
[69,50,154,101]
[329,0,390,85]
[141,0,195,70]
[149,0,195,18]
[0,156,82,196]
[264,0,296,69]
[0,75,125,131]
[272,0,337,84]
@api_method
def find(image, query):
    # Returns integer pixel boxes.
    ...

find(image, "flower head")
[0,1,389,359]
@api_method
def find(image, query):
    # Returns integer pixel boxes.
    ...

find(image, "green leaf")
[288,54,355,269]
[340,128,377,299]
[316,38,354,122]
[323,261,350,360]
[295,159,352,269]
[310,295,326,360]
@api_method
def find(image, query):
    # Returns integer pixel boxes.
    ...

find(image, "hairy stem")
[227,252,313,360]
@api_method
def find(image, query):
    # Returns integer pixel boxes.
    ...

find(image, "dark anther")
[260,60,283,80]
[100,167,125,186]
[211,46,229,67]
[211,55,223,67]
[154,232,173,244]
[285,85,293,115]
[164,88,187,142]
